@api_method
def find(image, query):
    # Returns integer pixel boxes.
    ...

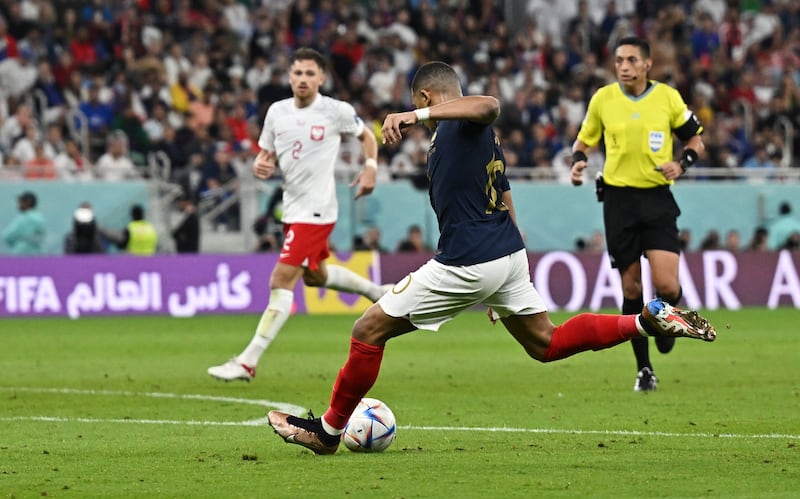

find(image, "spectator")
[8,123,45,166]
[746,226,769,252]
[163,41,192,86]
[354,226,385,252]
[199,141,240,231]
[171,71,203,114]
[24,141,57,180]
[699,229,721,250]
[54,138,93,181]
[171,195,200,253]
[78,81,115,158]
[396,224,429,253]
[33,60,67,124]
[95,131,140,181]
[724,229,741,252]
[587,230,605,253]
[64,203,105,254]
[2,191,46,255]
[742,144,779,171]
[679,229,693,251]
[767,202,800,251]
[111,97,152,166]
[0,15,19,61]
[0,103,35,153]
[0,47,38,100]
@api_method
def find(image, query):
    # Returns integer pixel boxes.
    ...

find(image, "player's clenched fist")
[253,150,276,179]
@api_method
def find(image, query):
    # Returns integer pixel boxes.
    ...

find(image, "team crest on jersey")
[648,131,664,152]
[311,125,325,141]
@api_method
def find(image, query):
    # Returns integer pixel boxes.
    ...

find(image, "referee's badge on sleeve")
[648,131,664,152]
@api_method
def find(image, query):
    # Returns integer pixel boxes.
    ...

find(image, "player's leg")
[619,261,656,390]
[208,223,322,381]
[501,303,714,364]
[207,262,304,381]
[602,186,656,389]
[268,258,487,454]
[490,250,713,362]
[501,311,638,361]
[646,249,681,354]
[267,301,416,454]
[238,222,330,369]
[306,259,390,303]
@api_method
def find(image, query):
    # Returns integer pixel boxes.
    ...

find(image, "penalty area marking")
[2,387,797,440]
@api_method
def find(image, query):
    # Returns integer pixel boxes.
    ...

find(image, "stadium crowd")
[0,0,799,250]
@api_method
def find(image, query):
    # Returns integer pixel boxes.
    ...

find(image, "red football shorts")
[279,223,335,270]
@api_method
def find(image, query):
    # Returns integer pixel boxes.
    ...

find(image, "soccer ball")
[342,397,397,452]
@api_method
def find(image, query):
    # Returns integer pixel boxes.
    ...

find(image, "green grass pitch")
[1,308,798,498]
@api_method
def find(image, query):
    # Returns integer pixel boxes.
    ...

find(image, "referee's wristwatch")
[679,148,698,173]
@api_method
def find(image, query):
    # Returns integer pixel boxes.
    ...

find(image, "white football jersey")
[258,94,365,224]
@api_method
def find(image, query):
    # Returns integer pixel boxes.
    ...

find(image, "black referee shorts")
[602,184,681,269]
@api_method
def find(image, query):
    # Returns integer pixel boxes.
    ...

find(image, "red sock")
[542,313,641,362]
[323,337,384,429]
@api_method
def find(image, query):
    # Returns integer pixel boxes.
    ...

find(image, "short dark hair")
[615,36,650,59]
[291,47,326,72]
[18,191,37,207]
[779,202,792,215]
[411,61,461,95]
[131,204,145,220]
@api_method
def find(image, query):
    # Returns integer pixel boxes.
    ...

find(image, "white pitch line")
[0,386,306,426]
[1,417,797,440]
[402,425,800,440]
[2,387,797,440]
[0,415,270,426]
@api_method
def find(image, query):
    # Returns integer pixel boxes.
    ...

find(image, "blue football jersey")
[426,120,525,265]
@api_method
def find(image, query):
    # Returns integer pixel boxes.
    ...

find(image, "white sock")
[325,265,383,302]
[635,315,651,337]
[322,415,343,435]
[238,288,294,367]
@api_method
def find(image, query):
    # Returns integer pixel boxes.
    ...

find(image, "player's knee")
[352,312,387,345]
[302,273,326,287]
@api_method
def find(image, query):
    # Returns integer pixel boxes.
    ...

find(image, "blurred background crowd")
[1,0,799,255]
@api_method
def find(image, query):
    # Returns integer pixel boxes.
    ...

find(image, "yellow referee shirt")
[577,82,700,188]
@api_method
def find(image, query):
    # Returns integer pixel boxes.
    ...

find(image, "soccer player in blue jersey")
[267,61,716,455]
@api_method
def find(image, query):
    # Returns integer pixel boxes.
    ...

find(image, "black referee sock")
[624,296,650,371]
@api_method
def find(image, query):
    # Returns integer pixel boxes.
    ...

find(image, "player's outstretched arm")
[429,95,500,124]
[381,96,500,145]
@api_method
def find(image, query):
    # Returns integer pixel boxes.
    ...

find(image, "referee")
[570,36,705,392]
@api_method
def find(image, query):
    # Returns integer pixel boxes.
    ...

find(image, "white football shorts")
[378,248,547,331]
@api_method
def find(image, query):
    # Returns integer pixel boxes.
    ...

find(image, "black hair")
[411,61,461,95]
[615,36,650,59]
[131,204,144,220]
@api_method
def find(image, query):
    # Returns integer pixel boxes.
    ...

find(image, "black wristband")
[571,150,588,165]
[679,148,698,173]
